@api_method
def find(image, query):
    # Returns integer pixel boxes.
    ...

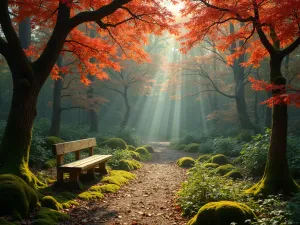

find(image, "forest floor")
[62,142,197,225]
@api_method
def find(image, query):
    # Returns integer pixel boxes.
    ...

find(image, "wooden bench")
[52,138,112,188]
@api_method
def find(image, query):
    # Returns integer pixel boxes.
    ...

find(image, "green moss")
[232,156,243,165]
[187,201,256,225]
[0,174,38,220]
[184,143,200,153]
[101,170,136,186]
[117,159,142,171]
[202,163,220,169]
[100,138,127,150]
[177,157,195,168]
[127,145,136,151]
[135,147,151,160]
[207,154,230,165]
[45,136,64,149]
[33,207,69,225]
[197,154,212,163]
[128,150,142,161]
[224,170,243,180]
[0,218,19,225]
[41,196,62,210]
[52,192,78,209]
[77,191,104,201]
[143,145,154,153]
[90,184,120,193]
[43,159,57,169]
[213,164,235,176]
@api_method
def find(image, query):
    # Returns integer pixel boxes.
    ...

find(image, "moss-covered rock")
[224,170,243,180]
[197,154,212,163]
[135,147,151,160]
[33,207,69,225]
[45,136,64,149]
[207,154,230,165]
[43,159,57,169]
[177,157,195,168]
[41,196,62,210]
[101,170,136,187]
[128,150,141,161]
[127,145,136,151]
[77,191,104,201]
[117,159,142,171]
[184,143,200,153]
[202,163,220,169]
[0,174,38,220]
[100,138,127,150]
[187,201,256,225]
[90,184,120,193]
[213,164,235,176]
[143,145,154,153]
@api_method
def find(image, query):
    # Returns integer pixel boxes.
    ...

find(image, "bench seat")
[59,155,112,173]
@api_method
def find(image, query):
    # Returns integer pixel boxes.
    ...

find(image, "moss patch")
[127,145,136,151]
[77,191,104,201]
[143,145,154,153]
[101,170,136,186]
[33,207,69,225]
[224,170,243,180]
[184,143,200,153]
[177,157,195,168]
[197,154,212,163]
[202,163,220,169]
[41,196,62,210]
[100,138,127,150]
[0,174,38,220]
[117,159,142,171]
[213,164,234,176]
[135,147,151,161]
[207,154,230,165]
[90,184,120,193]
[187,201,256,225]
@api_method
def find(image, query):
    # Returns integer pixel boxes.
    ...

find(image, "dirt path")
[65,142,196,225]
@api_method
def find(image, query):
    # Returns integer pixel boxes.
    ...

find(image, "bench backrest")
[52,138,97,166]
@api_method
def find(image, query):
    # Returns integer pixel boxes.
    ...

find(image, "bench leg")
[96,163,108,175]
[57,169,64,182]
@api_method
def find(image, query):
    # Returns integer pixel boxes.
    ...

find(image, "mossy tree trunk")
[264,91,272,128]
[247,55,299,196]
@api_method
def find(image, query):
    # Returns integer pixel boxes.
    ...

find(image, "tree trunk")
[0,77,44,187]
[246,56,299,196]
[264,92,272,128]
[49,56,63,136]
[120,88,130,129]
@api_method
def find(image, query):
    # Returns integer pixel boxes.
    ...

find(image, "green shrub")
[184,143,200,153]
[127,150,141,161]
[100,138,127,150]
[45,136,64,149]
[212,137,241,157]
[197,154,212,163]
[235,129,255,143]
[202,163,219,169]
[30,133,50,167]
[177,144,187,151]
[43,159,56,169]
[127,145,136,150]
[143,145,154,153]
[0,174,38,220]
[114,159,142,171]
[135,147,151,161]
[107,150,133,169]
[224,170,243,180]
[177,164,251,216]
[116,129,140,146]
[187,201,256,225]
[213,164,234,176]
[287,192,300,224]
[198,140,214,154]
[207,154,230,165]
[177,157,195,168]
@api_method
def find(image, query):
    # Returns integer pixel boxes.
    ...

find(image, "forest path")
[64,142,197,225]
